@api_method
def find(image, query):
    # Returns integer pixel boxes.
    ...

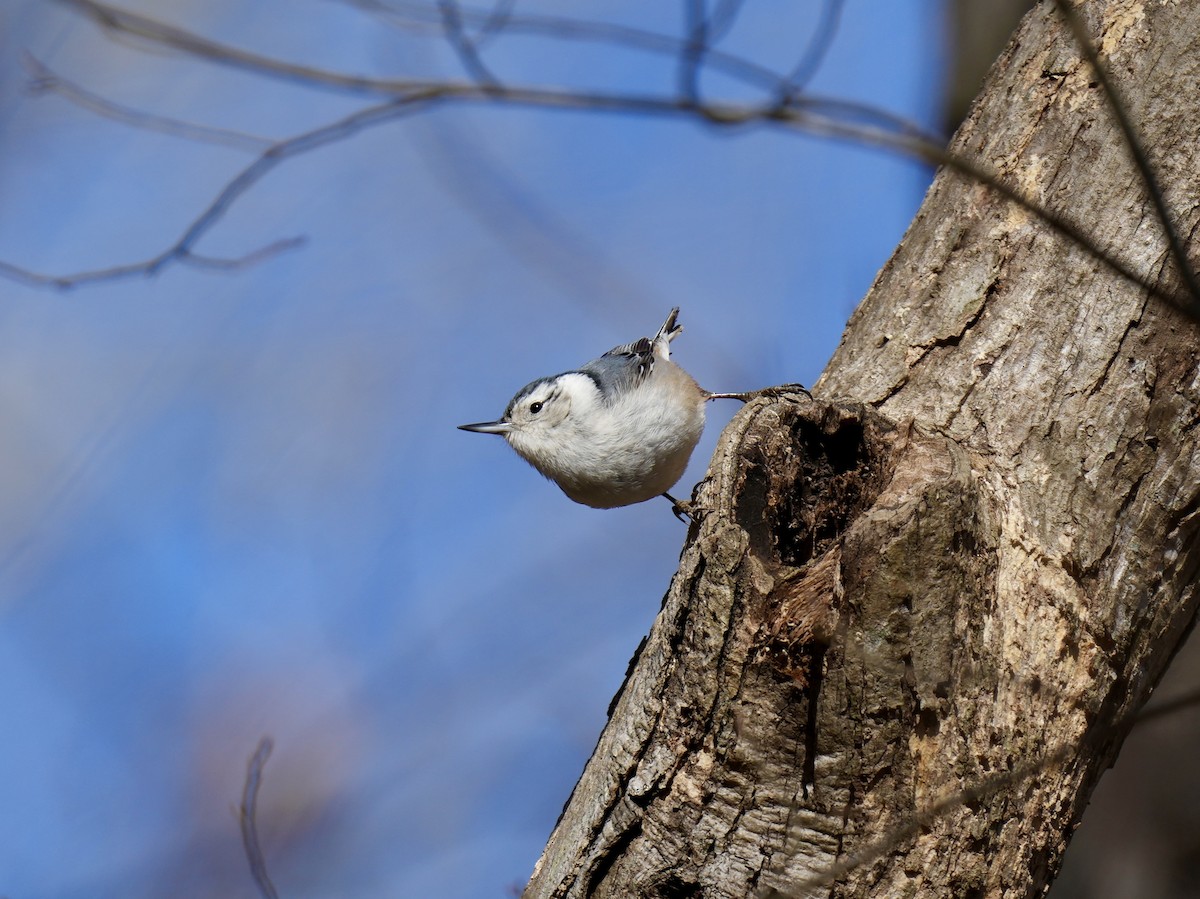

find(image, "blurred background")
[0,1,1196,896]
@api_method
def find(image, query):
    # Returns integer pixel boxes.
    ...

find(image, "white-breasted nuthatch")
[459,308,769,513]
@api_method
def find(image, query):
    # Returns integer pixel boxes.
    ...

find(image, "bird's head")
[458,372,600,468]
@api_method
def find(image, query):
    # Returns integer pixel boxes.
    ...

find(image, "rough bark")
[525,1,1200,896]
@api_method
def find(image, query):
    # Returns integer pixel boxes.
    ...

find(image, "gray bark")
[525,1,1200,896]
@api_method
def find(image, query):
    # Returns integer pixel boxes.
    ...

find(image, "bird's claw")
[662,492,704,523]
[759,382,812,400]
[707,383,812,403]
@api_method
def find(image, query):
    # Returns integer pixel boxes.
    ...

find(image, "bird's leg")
[706,383,812,403]
[662,492,698,522]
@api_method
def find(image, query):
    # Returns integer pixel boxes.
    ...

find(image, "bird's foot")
[706,383,812,403]
[661,492,703,523]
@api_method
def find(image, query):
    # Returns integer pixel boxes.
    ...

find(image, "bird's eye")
[529,401,543,414]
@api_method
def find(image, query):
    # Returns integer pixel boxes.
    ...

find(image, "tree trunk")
[524,1,1200,896]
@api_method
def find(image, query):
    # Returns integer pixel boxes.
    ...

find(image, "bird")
[459,308,789,515]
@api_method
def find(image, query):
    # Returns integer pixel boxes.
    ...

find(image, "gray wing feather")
[580,309,682,402]
[600,308,680,358]
[578,350,650,401]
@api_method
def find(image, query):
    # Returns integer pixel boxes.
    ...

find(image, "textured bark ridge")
[525,397,1011,897]
[526,1,1200,896]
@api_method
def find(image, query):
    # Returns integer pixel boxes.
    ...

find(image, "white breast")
[546,361,706,508]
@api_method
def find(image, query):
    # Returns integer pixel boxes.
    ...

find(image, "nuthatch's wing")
[581,308,682,400]
[577,346,653,402]
[583,308,683,401]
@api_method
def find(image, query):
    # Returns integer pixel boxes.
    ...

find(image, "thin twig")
[3,74,1184,304]
[679,0,708,106]
[22,53,272,152]
[437,0,500,88]
[61,0,939,145]
[0,240,304,289]
[777,0,846,100]
[31,0,1199,316]
[77,0,918,134]
[1134,686,1200,726]
[67,0,941,139]
[705,0,748,45]
[0,91,440,288]
[475,0,516,45]
[239,737,280,899]
[332,0,819,105]
[182,239,309,270]
[56,0,409,96]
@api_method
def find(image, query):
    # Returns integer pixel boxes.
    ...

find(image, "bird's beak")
[458,420,513,435]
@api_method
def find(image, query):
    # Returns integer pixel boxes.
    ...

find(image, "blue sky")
[0,1,946,896]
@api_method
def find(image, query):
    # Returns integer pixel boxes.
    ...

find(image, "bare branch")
[104,0,859,121]
[777,0,846,100]
[0,239,304,289]
[475,0,517,45]
[239,737,280,899]
[705,0,748,45]
[182,239,309,270]
[56,0,406,96]
[318,2,1198,320]
[56,0,937,143]
[22,53,272,152]
[679,0,708,106]
[1134,686,1200,726]
[321,0,442,35]
[152,90,434,255]
[0,91,448,287]
[332,0,793,101]
[29,0,1198,318]
[436,0,500,89]
[7,71,1186,307]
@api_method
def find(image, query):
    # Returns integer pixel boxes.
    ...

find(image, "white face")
[502,372,605,468]
[505,379,571,433]
[459,372,602,478]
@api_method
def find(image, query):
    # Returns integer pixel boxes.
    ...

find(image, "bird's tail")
[653,307,683,359]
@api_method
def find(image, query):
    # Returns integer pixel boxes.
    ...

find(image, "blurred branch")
[21,53,272,152]
[7,64,1184,308]
[0,88,448,288]
[239,737,280,899]
[183,243,309,271]
[1134,686,1200,726]
[705,0,749,45]
[24,0,1198,318]
[340,0,862,122]
[475,0,517,45]
[0,239,306,290]
[436,0,500,88]
[679,0,707,105]
[69,0,933,131]
[777,0,846,100]
[332,0,783,95]
[56,0,406,95]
